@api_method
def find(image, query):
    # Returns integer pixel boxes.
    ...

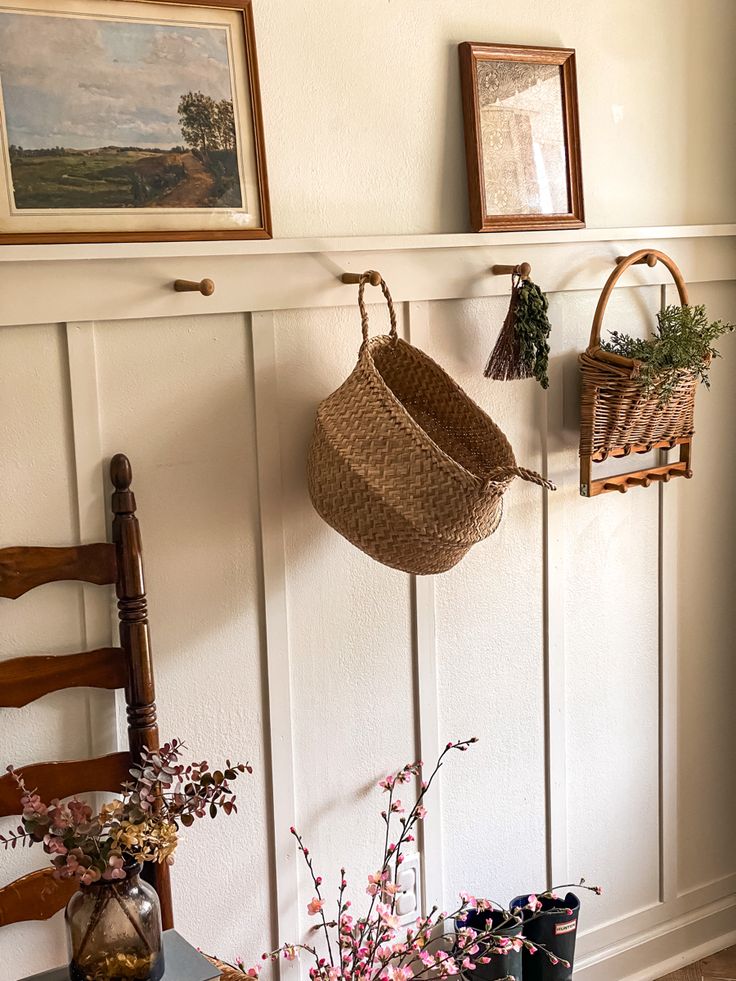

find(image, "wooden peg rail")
[491,262,531,279]
[341,270,383,286]
[593,461,693,497]
[615,253,657,267]
[174,278,215,296]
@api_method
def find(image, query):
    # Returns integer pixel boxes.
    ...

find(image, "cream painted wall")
[256,0,736,236]
[1,274,734,980]
[1,2,736,980]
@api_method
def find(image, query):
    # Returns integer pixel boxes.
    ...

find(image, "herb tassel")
[485,274,552,389]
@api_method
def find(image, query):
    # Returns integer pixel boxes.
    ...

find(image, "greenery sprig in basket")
[601,303,733,403]
[579,248,734,496]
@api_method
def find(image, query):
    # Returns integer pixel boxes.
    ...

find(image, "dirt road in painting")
[152,152,215,208]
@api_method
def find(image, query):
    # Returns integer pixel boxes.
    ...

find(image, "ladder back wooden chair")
[0,453,174,930]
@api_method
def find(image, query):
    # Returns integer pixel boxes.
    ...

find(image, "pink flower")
[379,775,395,792]
[387,967,413,981]
[418,952,436,967]
[390,800,405,814]
[102,855,126,881]
[459,891,477,909]
[246,968,260,978]
[377,904,399,929]
[307,897,324,916]
[283,947,297,961]
[68,799,93,825]
[43,834,68,856]
[415,805,427,819]
[366,872,382,896]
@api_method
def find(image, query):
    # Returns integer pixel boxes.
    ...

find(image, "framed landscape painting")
[0,0,270,243]
[459,42,584,232]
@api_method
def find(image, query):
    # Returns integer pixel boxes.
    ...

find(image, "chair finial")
[110,454,132,491]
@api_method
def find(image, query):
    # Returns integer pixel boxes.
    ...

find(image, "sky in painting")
[0,11,235,149]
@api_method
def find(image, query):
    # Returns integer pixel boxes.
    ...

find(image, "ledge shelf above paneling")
[0,223,734,263]
[0,223,733,328]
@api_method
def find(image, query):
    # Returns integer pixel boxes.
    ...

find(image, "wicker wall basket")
[579,249,696,497]
[307,273,555,575]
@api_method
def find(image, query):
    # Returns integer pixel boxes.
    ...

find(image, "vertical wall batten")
[543,349,569,887]
[65,320,118,758]
[407,301,446,912]
[251,310,300,976]
[659,284,679,903]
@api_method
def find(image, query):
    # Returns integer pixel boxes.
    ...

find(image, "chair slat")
[0,648,128,708]
[0,544,117,600]
[0,752,131,817]
[0,868,77,926]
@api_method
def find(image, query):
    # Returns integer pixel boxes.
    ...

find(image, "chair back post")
[110,454,158,760]
[110,454,174,929]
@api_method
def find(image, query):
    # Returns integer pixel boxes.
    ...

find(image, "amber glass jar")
[65,864,164,981]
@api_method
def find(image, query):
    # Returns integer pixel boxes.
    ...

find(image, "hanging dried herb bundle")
[601,303,734,403]
[485,275,552,388]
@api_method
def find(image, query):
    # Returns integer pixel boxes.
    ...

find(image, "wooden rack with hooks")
[579,248,697,497]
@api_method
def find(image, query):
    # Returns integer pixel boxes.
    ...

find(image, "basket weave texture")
[579,249,696,458]
[307,273,554,575]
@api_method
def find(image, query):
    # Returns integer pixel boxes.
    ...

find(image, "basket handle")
[358,272,398,349]
[484,465,556,491]
[588,249,690,351]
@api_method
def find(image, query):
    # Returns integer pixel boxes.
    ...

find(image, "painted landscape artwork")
[0,11,244,210]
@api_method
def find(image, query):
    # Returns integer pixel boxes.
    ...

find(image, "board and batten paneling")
[0,254,735,981]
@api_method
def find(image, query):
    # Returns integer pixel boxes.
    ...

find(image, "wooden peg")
[491,262,531,279]
[174,278,215,296]
[616,253,657,267]
[341,270,382,286]
[648,471,671,483]
[626,476,652,487]
[604,482,628,494]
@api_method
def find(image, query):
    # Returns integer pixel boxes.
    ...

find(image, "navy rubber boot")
[457,906,524,981]
[509,893,580,981]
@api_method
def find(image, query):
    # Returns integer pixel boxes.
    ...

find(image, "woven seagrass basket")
[579,249,697,496]
[307,273,555,575]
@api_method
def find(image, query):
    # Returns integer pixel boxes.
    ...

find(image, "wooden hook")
[615,253,657,267]
[341,270,383,286]
[491,262,531,280]
[626,476,652,487]
[604,482,628,494]
[174,278,215,296]
[648,471,671,483]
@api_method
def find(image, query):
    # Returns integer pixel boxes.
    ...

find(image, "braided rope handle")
[484,465,556,491]
[358,271,398,350]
